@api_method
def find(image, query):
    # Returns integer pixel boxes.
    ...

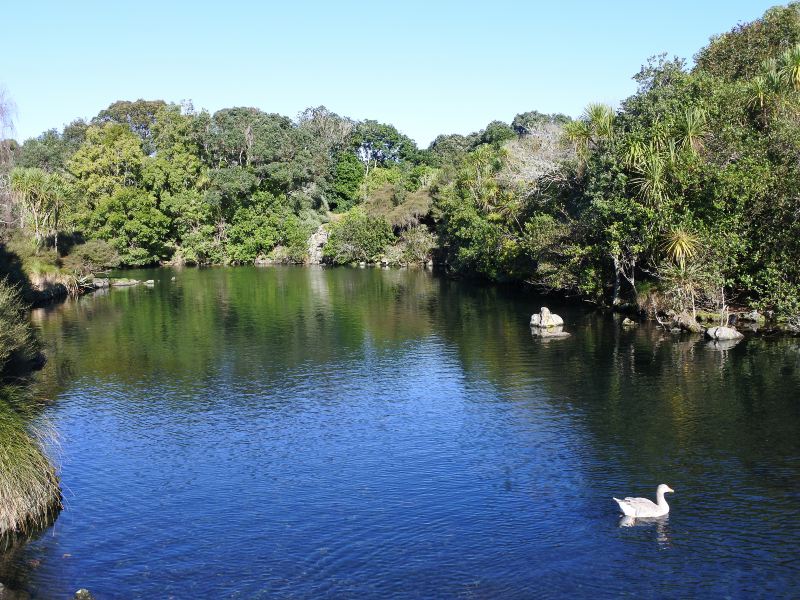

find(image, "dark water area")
[1,266,799,598]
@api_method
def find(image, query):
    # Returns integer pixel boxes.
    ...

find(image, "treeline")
[2,3,800,321]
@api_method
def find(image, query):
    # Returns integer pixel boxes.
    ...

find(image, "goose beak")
[666,486,675,493]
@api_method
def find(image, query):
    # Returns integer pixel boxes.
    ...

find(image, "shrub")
[4,234,59,277]
[0,279,39,374]
[401,225,436,264]
[225,193,313,264]
[61,239,121,275]
[323,208,395,264]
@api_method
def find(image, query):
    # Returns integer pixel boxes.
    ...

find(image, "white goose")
[613,484,674,518]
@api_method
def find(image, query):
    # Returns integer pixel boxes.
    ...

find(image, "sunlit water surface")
[2,267,799,598]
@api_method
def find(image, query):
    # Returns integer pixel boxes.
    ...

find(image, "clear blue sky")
[1,0,782,147]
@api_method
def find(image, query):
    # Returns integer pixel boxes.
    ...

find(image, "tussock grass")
[0,280,59,540]
[0,390,61,541]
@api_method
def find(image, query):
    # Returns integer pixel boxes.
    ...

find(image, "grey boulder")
[530,307,564,329]
[706,326,744,341]
[671,311,704,333]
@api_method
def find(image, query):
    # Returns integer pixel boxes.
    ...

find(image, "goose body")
[613,484,674,518]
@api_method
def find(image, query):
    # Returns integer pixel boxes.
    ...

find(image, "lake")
[1,266,799,598]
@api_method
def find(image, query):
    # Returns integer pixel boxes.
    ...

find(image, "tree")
[330,152,364,211]
[476,120,516,146]
[41,172,74,252]
[160,190,222,265]
[662,228,701,271]
[563,103,616,161]
[0,87,16,167]
[61,239,120,274]
[779,43,800,91]
[224,192,306,263]
[297,106,353,154]
[69,123,146,209]
[16,128,81,172]
[694,3,800,80]
[427,133,474,167]
[93,99,167,154]
[143,106,207,197]
[511,111,571,135]
[89,187,169,266]
[9,168,48,241]
[204,107,320,194]
[206,108,295,168]
[7,168,71,247]
[433,143,534,280]
[677,108,708,156]
[352,120,418,175]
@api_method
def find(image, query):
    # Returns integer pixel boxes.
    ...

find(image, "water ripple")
[3,266,798,599]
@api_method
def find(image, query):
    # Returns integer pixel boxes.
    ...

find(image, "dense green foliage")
[324,208,395,264]
[1,4,799,319]
[430,4,800,318]
[0,278,41,377]
[695,3,800,79]
[59,239,120,275]
[1,101,438,269]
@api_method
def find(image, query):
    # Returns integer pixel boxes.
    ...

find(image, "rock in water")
[622,317,637,327]
[530,307,564,329]
[531,326,570,339]
[73,590,95,600]
[671,311,704,333]
[738,310,765,326]
[109,278,140,287]
[706,326,744,341]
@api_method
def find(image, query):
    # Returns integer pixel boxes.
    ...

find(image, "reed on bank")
[0,390,61,540]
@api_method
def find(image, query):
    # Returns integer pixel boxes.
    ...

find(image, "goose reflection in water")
[619,515,672,548]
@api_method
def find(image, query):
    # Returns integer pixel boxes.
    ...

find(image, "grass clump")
[0,390,61,540]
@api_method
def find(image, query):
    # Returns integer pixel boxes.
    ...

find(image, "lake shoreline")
[98,262,800,337]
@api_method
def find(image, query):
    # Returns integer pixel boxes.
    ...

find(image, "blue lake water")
[2,266,799,598]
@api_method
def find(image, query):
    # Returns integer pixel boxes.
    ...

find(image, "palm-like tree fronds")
[661,228,701,270]
[631,147,668,207]
[679,108,708,156]
[779,43,800,91]
[583,103,615,139]
[746,75,769,110]
[562,120,592,157]
[623,139,646,169]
